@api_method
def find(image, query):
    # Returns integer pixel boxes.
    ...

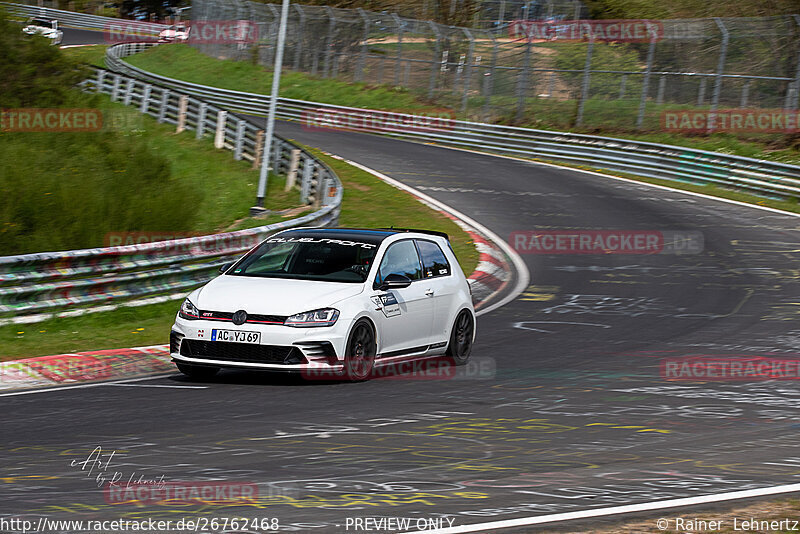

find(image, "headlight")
[179,298,200,320]
[284,308,339,328]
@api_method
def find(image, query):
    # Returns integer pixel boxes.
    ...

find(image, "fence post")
[636,30,657,129]
[427,21,442,99]
[392,13,404,86]
[697,77,707,105]
[293,4,306,70]
[483,35,498,120]
[708,17,729,132]
[356,8,370,82]
[252,130,265,169]
[214,110,227,149]
[740,81,750,108]
[575,36,595,127]
[300,157,314,204]
[792,15,800,110]
[515,29,533,123]
[176,95,189,133]
[461,28,476,114]
[96,70,106,94]
[285,149,301,191]
[196,102,207,139]
[234,119,246,160]
[157,89,170,123]
[656,75,666,104]
[323,6,336,78]
[140,84,151,114]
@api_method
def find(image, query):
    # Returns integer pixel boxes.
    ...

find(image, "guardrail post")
[234,119,246,160]
[214,110,227,149]
[110,74,121,102]
[123,78,135,106]
[272,139,284,174]
[636,29,657,129]
[95,70,106,94]
[252,130,265,169]
[140,84,152,114]
[157,89,170,123]
[575,37,595,127]
[285,149,301,191]
[196,102,207,139]
[176,95,189,133]
[300,157,314,204]
[709,18,729,132]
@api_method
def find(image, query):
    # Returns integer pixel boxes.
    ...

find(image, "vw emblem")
[232,310,248,325]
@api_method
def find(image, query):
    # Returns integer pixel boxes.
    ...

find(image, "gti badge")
[232,310,248,325]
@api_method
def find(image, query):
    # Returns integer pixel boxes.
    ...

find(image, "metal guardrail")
[0,63,343,318]
[2,2,167,34]
[107,41,800,201]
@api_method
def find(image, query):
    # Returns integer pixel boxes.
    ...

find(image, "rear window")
[416,239,451,278]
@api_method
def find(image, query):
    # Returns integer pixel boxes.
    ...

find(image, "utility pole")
[254,0,290,212]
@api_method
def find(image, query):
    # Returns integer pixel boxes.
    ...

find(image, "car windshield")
[229,235,379,283]
[31,19,53,28]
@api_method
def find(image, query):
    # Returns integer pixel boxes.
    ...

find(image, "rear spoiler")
[378,228,449,241]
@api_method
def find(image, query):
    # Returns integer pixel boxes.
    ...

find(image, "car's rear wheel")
[446,310,474,365]
[176,363,219,379]
[343,320,376,381]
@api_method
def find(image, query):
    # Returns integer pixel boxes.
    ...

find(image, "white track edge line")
[0,373,174,397]
[326,155,530,316]
[401,483,800,533]
[419,142,800,218]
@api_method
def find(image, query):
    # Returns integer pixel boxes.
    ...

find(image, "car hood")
[195,275,364,315]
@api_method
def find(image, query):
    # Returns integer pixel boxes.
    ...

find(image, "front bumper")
[170,317,348,371]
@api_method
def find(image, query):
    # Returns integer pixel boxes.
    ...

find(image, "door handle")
[425,289,435,296]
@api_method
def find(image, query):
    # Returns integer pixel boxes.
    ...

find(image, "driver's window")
[376,240,422,285]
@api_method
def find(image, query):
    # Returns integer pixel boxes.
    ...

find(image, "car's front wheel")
[446,309,474,365]
[343,320,376,381]
[176,363,220,380]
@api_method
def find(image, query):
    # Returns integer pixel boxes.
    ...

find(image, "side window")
[417,240,451,278]
[376,240,422,285]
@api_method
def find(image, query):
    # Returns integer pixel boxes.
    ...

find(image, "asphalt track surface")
[3,30,800,533]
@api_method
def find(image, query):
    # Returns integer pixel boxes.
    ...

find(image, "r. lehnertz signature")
[69,446,166,488]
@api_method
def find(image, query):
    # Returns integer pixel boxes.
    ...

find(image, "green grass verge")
[1,151,481,362]
[60,44,108,66]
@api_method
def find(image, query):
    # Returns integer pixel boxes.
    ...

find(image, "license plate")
[211,329,261,344]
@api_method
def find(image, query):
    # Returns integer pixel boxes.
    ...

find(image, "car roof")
[279,227,448,245]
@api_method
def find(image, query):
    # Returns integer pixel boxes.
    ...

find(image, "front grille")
[294,341,337,364]
[180,339,307,365]
[198,310,287,324]
[170,331,184,354]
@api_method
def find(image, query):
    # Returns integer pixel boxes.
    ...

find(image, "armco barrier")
[0,67,343,319]
[2,2,167,35]
[104,42,800,201]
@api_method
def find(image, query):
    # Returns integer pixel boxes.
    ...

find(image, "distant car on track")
[170,227,475,381]
[158,23,189,42]
[22,17,63,45]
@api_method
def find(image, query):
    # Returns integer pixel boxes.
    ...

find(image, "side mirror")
[379,273,412,291]
[218,262,235,274]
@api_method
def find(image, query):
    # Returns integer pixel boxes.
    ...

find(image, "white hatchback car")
[22,18,63,45]
[158,23,190,43]
[170,228,475,381]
